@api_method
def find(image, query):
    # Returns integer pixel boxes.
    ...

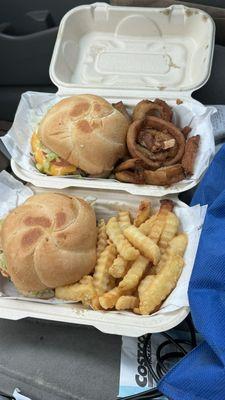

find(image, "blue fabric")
[159,144,225,400]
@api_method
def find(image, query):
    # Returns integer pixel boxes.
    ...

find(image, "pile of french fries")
[55,199,188,315]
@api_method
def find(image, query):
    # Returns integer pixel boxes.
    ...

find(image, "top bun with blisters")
[37,94,129,176]
[1,193,97,293]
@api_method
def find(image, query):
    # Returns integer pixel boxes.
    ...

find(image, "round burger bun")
[37,94,129,176]
[1,193,97,293]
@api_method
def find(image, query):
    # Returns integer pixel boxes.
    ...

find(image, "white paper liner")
[0,171,206,318]
[2,91,215,196]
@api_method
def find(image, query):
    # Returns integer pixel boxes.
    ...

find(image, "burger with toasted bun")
[0,193,97,297]
[31,94,129,176]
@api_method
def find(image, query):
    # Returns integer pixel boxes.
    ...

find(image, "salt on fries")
[56,199,188,315]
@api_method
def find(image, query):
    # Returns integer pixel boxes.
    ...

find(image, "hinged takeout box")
[0,171,206,336]
[3,2,215,195]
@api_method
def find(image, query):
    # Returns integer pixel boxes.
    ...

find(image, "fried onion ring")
[115,158,148,172]
[127,116,185,169]
[144,164,185,186]
[182,126,192,139]
[133,99,173,121]
[115,170,145,184]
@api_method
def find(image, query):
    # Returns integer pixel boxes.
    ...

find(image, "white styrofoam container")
[7,2,215,196]
[0,297,188,337]
[0,182,205,337]
[50,2,214,97]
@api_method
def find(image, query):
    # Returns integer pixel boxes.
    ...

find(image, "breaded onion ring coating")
[133,99,172,122]
[127,116,185,169]
[144,164,185,186]
[115,170,145,184]
[115,158,148,172]
[182,126,192,140]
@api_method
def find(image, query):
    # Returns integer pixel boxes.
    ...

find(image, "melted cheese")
[31,132,76,176]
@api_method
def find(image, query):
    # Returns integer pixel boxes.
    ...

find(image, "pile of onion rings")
[113,99,200,186]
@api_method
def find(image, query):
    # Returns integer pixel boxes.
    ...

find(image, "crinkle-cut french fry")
[160,199,174,212]
[139,214,158,236]
[109,255,129,278]
[155,233,188,274]
[97,219,108,258]
[134,201,151,227]
[106,217,139,261]
[119,255,149,291]
[155,257,166,275]
[91,296,102,311]
[139,254,184,315]
[148,201,174,243]
[116,295,139,310]
[158,212,179,253]
[134,275,155,314]
[168,233,188,256]
[99,287,122,309]
[55,275,96,307]
[93,244,117,295]
[138,275,155,292]
[118,211,131,232]
[124,225,160,265]
[148,214,166,243]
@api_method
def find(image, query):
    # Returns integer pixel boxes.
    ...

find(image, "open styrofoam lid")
[50,2,215,96]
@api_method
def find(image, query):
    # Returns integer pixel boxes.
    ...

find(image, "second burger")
[0,193,97,297]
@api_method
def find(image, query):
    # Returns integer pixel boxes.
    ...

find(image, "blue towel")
[159,144,225,400]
